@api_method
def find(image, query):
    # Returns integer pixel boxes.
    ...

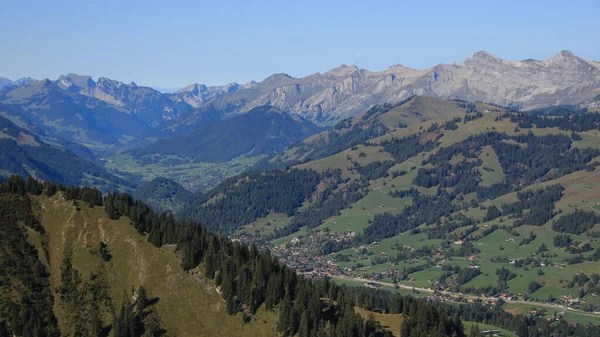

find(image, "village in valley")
[236,226,599,325]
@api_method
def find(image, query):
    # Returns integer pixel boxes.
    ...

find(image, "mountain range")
[179,50,600,122]
[5,62,600,336]
[2,50,598,154]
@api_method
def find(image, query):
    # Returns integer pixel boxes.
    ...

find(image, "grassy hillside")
[261,96,506,170]
[34,192,277,337]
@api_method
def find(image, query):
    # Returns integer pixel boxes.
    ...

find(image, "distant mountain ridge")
[188,50,600,122]
[0,77,35,90]
[167,81,256,108]
[127,105,323,163]
[2,50,598,155]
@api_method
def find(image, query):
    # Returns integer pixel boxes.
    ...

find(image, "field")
[354,307,404,337]
[239,212,293,236]
[294,143,392,178]
[478,145,504,186]
[375,96,497,129]
[462,321,516,337]
[504,303,600,326]
[317,191,411,234]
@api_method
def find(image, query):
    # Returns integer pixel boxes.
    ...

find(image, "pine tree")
[277,292,292,337]
[114,292,136,337]
[469,323,481,337]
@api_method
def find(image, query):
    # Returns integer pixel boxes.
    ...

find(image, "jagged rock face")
[199,51,600,121]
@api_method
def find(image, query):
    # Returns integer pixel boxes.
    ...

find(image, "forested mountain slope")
[174,99,600,328]
[0,179,279,337]
[3,175,599,336]
[0,114,132,191]
[133,177,200,213]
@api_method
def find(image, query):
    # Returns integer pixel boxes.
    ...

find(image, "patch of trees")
[413,159,482,192]
[438,265,482,291]
[270,178,368,243]
[362,189,461,243]
[464,111,484,122]
[553,234,573,248]
[505,111,600,132]
[519,231,537,246]
[527,281,542,294]
[425,217,477,240]
[99,241,112,261]
[496,267,517,291]
[442,117,461,131]
[552,210,600,235]
[380,133,439,163]
[352,160,395,180]
[112,287,164,337]
[456,102,477,113]
[568,243,593,254]
[179,169,321,233]
[484,205,501,221]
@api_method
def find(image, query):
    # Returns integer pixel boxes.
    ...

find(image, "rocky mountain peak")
[57,73,96,90]
[261,73,293,86]
[96,77,125,89]
[465,50,503,64]
[195,50,600,122]
[326,64,360,77]
[547,50,583,65]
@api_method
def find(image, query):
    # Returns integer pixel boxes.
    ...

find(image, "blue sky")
[1,0,599,89]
